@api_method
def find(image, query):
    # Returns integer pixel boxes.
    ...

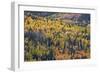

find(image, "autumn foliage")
[24,12,90,61]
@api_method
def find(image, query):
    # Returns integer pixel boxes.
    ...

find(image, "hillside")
[24,11,90,24]
[24,11,90,61]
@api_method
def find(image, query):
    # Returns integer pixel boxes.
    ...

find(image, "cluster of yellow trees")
[24,16,90,61]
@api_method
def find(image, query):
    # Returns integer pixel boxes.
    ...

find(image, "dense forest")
[24,11,90,61]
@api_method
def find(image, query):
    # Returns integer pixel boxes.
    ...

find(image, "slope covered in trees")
[24,11,90,61]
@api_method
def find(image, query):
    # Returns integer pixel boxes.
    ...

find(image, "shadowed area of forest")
[24,11,90,61]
